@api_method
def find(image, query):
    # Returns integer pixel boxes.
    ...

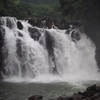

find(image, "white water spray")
[0,17,100,83]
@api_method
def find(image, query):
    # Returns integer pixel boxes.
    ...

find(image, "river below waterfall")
[0,81,100,100]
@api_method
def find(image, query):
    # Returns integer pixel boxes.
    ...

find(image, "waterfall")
[0,17,100,83]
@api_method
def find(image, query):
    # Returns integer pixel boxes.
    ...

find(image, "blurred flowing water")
[0,17,100,100]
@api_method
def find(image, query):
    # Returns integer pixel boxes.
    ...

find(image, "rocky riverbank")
[28,84,100,100]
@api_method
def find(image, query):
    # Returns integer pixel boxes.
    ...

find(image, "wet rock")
[71,31,80,41]
[96,86,100,92]
[94,92,100,97]
[0,26,5,48]
[55,85,100,100]
[72,93,85,100]
[18,32,23,37]
[6,17,13,29]
[0,27,5,75]
[83,90,95,97]
[28,27,41,41]
[28,18,35,26]
[57,95,67,100]
[72,85,100,100]
[17,21,23,30]
[65,97,73,100]
[86,84,97,92]
[0,17,4,26]
[28,95,43,100]
[44,31,58,74]
[57,96,73,100]
[16,39,23,58]
[95,97,100,100]
[65,27,81,42]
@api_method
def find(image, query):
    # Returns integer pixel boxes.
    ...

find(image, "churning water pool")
[0,80,100,100]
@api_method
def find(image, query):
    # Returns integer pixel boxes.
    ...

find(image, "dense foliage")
[59,0,100,35]
[0,0,61,19]
[59,0,100,67]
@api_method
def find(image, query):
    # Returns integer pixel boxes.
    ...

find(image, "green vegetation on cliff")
[59,0,100,35]
[59,0,100,67]
[0,0,61,19]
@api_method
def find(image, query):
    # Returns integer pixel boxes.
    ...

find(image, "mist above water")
[0,17,100,83]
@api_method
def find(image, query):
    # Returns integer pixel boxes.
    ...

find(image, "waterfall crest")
[0,17,100,83]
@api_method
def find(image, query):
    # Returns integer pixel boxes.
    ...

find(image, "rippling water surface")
[0,81,100,100]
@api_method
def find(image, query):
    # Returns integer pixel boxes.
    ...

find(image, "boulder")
[17,21,23,30]
[86,84,97,92]
[83,91,95,97]
[57,96,64,100]
[96,86,100,92]
[72,93,85,100]
[28,95,43,100]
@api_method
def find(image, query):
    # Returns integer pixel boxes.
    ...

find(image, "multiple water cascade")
[0,17,100,83]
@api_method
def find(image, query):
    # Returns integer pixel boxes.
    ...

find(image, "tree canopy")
[0,0,61,19]
[59,0,100,35]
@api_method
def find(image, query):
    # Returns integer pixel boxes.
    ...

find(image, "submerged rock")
[28,95,43,100]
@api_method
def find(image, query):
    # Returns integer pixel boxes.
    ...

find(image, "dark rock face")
[6,18,13,29]
[16,39,23,58]
[28,27,41,41]
[0,18,4,26]
[28,95,43,100]
[0,27,5,78]
[17,21,23,30]
[45,30,54,56]
[86,84,97,92]
[71,31,80,42]
[28,85,100,100]
[44,31,58,74]
[28,18,35,26]
[39,30,58,74]
[68,84,100,100]
[18,32,23,37]
[16,39,27,77]
[0,27,5,48]
[65,27,81,42]
[0,17,17,29]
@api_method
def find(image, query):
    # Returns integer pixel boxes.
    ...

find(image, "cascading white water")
[0,17,100,83]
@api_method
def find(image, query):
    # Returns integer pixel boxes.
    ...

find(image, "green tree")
[19,11,28,19]
[59,0,100,33]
